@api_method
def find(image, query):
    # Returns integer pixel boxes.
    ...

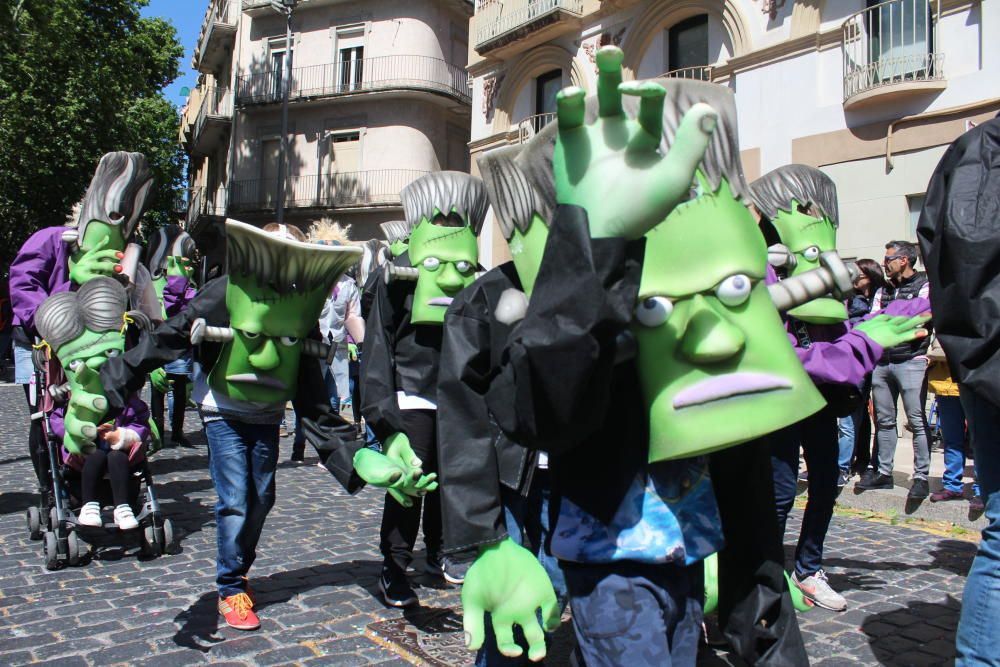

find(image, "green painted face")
[57,328,126,397]
[770,203,847,324]
[389,239,409,258]
[209,278,329,404]
[633,179,825,462]
[68,221,126,272]
[407,217,478,325]
[166,255,195,280]
[507,213,550,297]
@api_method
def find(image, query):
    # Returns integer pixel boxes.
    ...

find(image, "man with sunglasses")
[857,241,933,498]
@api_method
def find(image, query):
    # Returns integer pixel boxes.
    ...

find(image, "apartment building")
[178,0,474,258]
[466,0,998,265]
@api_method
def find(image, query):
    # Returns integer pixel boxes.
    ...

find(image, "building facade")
[179,0,474,258]
[466,0,998,266]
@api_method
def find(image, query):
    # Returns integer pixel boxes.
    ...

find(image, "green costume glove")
[704,552,719,616]
[463,538,560,662]
[348,342,359,362]
[552,46,717,240]
[149,367,170,394]
[353,432,439,508]
[785,572,814,612]
[854,313,931,350]
[62,364,108,455]
[147,418,163,455]
[68,237,123,285]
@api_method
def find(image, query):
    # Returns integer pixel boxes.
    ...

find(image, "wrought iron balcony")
[517,112,556,144]
[661,66,714,82]
[186,186,228,233]
[235,55,471,107]
[194,1,239,73]
[189,87,233,156]
[842,0,945,109]
[475,0,584,53]
[228,169,432,213]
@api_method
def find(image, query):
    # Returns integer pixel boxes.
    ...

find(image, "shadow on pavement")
[862,596,960,665]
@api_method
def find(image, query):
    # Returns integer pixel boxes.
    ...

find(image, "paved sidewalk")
[0,385,978,665]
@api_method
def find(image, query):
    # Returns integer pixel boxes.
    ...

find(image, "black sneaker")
[908,478,930,499]
[856,471,894,490]
[837,470,850,488]
[424,553,443,578]
[379,566,418,608]
[442,556,470,585]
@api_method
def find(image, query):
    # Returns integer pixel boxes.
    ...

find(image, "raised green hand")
[463,538,560,662]
[150,367,170,394]
[353,432,438,508]
[68,237,122,285]
[552,45,717,240]
[854,313,931,350]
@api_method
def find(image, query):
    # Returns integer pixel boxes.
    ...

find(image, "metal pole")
[275,5,294,224]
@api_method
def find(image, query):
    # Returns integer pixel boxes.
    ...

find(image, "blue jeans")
[837,415,855,473]
[772,407,839,578]
[205,419,280,598]
[956,389,1000,665]
[476,470,568,667]
[937,395,980,496]
[164,353,192,423]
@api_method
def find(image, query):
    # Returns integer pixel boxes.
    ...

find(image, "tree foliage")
[0,0,185,264]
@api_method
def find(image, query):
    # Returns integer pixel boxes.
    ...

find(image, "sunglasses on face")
[883,255,903,265]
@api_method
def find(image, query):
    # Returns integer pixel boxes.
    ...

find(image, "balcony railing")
[228,169,431,212]
[187,185,228,222]
[517,112,556,143]
[236,55,471,106]
[194,1,239,71]
[475,0,584,50]
[662,66,714,82]
[192,87,233,146]
[842,0,943,103]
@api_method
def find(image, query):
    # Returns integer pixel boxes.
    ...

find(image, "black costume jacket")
[98,277,364,487]
[437,262,540,555]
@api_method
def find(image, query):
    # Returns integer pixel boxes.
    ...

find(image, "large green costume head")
[65,152,155,273]
[400,172,488,324]
[380,220,412,259]
[749,165,845,324]
[208,220,361,404]
[146,224,197,313]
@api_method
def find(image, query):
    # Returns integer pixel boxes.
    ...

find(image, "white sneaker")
[793,570,847,611]
[78,502,102,527]
[113,505,139,531]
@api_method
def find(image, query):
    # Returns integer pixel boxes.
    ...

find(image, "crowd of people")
[4,47,998,667]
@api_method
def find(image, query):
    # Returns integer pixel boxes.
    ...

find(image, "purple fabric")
[53,392,150,470]
[162,275,196,318]
[9,227,73,333]
[789,324,883,386]
[863,295,931,320]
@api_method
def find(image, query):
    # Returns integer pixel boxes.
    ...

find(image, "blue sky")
[141,0,205,107]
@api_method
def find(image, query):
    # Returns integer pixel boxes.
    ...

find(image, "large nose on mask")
[679,294,746,364]
[436,263,467,293]
[248,338,281,371]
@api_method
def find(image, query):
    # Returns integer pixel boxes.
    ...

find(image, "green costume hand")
[348,343,359,362]
[150,368,170,394]
[353,445,439,509]
[854,313,931,350]
[63,383,107,455]
[704,552,719,616]
[68,237,122,285]
[147,418,163,455]
[785,572,814,612]
[552,46,717,240]
[463,538,560,662]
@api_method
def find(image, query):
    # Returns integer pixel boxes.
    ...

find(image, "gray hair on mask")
[146,225,197,277]
[36,277,129,352]
[77,152,155,243]
[401,171,489,234]
[379,220,412,243]
[748,164,840,227]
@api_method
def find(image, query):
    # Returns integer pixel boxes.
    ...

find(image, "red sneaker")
[218,592,260,630]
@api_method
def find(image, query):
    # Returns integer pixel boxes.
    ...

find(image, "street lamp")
[269,0,299,224]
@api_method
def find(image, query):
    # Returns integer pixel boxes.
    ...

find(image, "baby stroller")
[24,349,175,569]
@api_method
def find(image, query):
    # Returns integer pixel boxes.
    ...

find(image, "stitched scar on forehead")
[422,227,470,247]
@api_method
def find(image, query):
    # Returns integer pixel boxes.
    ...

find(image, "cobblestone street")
[0,384,978,666]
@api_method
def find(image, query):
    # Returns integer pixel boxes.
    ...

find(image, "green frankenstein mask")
[380,220,411,259]
[749,165,846,325]
[400,172,488,325]
[209,219,361,404]
[633,176,825,462]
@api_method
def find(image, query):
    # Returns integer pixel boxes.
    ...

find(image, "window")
[865,0,934,81]
[336,25,365,91]
[260,137,281,208]
[667,14,709,73]
[907,194,925,238]
[268,37,293,99]
[534,69,562,117]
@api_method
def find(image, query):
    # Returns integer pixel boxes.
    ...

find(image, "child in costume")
[748,165,930,612]
[360,172,488,607]
[35,277,151,530]
[145,224,198,446]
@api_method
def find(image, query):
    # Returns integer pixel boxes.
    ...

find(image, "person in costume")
[9,152,154,503]
[145,225,198,447]
[360,171,488,607]
[748,165,931,612]
[85,219,432,630]
[35,277,151,530]
[460,46,829,666]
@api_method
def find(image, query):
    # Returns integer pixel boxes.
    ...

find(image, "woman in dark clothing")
[838,259,887,481]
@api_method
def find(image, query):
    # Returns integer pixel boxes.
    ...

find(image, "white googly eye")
[802,246,820,262]
[242,330,260,340]
[106,349,120,358]
[422,257,441,271]
[280,336,298,347]
[455,260,473,273]
[67,360,83,372]
[634,296,674,327]
[716,274,753,307]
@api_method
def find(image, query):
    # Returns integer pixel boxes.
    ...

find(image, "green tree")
[0,0,185,262]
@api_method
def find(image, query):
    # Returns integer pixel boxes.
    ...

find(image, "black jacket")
[437,262,539,555]
[876,271,932,362]
[99,276,364,489]
[485,205,648,524]
[917,116,1000,408]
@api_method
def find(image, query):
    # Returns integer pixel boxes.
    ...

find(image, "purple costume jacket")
[162,275,196,318]
[9,227,73,334]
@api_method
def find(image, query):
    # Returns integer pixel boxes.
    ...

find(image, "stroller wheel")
[49,506,59,532]
[161,519,175,555]
[140,524,156,557]
[43,531,59,570]
[26,507,43,541]
[66,531,82,566]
